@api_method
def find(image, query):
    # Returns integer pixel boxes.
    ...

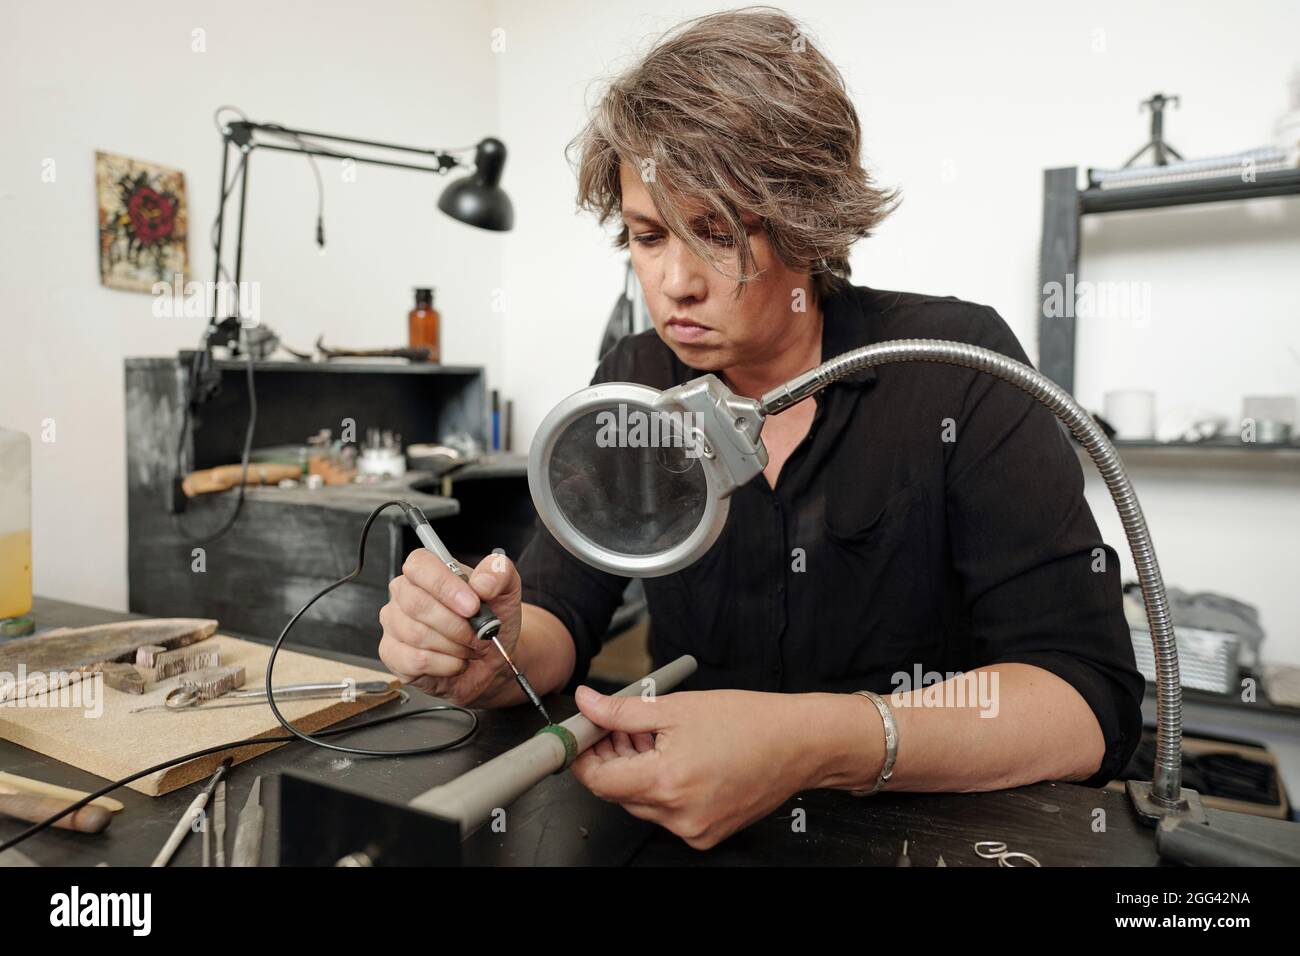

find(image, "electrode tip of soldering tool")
[491,635,553,725]
[524,679,553,726]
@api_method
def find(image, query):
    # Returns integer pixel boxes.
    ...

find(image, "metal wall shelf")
[1076,438,1300,472]
[1037,164,1300,395]
[1080,167,1300,215]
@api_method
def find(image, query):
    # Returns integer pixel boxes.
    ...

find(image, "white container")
[1242,395,1297,444]
[1104,390,1156,441]
[0,427,32,621]
[1277,64,1300,166]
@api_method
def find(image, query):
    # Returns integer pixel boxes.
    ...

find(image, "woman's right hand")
[378,548,523,706]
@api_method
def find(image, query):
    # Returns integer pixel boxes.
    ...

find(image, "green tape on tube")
[534,723,578,772]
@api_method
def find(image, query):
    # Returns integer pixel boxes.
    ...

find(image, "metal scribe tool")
[230,776,264,867]
[152,758,232,867]
[400,503,552,725]
[214,780,227,867]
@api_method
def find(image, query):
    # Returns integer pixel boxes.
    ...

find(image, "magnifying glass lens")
[548,404,707,557]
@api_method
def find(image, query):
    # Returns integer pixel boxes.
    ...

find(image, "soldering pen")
[399,502,552,725]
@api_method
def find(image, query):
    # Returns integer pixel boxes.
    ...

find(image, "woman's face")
[619,164,814,373]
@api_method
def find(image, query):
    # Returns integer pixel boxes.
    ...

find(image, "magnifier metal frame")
[528,379,763,577]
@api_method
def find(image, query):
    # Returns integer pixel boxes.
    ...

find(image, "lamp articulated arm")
[223,120,471,175]
[209,117,513,325]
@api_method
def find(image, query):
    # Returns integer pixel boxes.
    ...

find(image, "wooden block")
[179,664,246,699]
[0,618,217,703]
[0,634,398,796]
[152,642,222,680]
[87,662,146,695]
[134,645,167,667]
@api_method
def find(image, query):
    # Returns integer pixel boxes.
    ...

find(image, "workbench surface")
[4,598,1299,867]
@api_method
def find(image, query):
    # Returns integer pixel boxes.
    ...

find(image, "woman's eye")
[696,227,737,247]
[631,231,735,247]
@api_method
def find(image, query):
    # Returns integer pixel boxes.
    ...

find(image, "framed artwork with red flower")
[95,151,190,292]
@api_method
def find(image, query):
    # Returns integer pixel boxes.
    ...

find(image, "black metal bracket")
[225,120,254,150]
[1126,779,1208,827]
[1124,92,1183,168]
[278,772,462,866]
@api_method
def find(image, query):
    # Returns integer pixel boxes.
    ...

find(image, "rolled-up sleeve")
[517,516,628,693]
[516,343,637,692]
[944,307,1145,787]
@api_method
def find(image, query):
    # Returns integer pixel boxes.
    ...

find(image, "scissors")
[974,840,1041,867]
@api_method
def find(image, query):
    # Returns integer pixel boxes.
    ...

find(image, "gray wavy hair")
[570,6,898,301]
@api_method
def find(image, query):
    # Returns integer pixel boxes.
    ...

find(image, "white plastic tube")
[411,655,697,835]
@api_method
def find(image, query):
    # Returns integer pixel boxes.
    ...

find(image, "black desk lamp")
[210,117,514,330]
[437,137,514,232]
[197,113,514,360]
[174,114,514,533]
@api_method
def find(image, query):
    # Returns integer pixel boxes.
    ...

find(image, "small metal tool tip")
[488,635,551,724]
[514,672,551,724]
[490,635,513,667]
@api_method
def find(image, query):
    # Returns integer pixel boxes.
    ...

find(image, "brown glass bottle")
[408,287,441,362]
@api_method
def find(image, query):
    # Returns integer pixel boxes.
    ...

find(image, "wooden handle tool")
[182,462,301,497]
[0,772,124,812]
[0,792,112,833]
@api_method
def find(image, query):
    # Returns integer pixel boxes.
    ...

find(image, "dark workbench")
[5,598,1300,867]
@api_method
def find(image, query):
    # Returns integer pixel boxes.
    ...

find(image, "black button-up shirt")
[518,284,1144,786]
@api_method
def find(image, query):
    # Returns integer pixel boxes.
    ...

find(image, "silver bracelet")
[850,690,898,797]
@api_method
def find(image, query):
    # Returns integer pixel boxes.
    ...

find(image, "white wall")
[492,0,1300,662]
[3,0,1298,663]
[0,0,506,611]
[1078,201,1300,666]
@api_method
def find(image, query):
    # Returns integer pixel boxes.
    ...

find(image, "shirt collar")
[818,283,878,388]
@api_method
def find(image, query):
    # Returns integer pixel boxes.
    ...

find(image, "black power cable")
[171,341,256,545]
[263,500,471,757]
[0,499,481,855]
[171,105,326,546]
[171,114,257,545]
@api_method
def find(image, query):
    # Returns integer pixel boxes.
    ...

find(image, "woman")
[378,6,1143,850]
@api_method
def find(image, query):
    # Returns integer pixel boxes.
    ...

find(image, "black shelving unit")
[123,356,490,649]
[1037,165,1300,396]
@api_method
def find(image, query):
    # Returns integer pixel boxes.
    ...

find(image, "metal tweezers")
[131,680,396,713]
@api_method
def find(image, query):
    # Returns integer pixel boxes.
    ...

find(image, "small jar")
[408,287,441,362]
[0,426,33,628]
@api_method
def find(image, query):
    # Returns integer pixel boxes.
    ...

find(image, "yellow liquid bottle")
[0,427,32,623]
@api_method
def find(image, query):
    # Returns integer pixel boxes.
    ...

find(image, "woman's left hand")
[569,685,833,849]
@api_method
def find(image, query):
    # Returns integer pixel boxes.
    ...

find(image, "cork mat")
[0,634,398,795]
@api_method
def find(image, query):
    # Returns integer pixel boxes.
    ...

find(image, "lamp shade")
[438,137,514,231]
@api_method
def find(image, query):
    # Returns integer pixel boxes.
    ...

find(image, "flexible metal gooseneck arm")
[761,338,1197,823]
